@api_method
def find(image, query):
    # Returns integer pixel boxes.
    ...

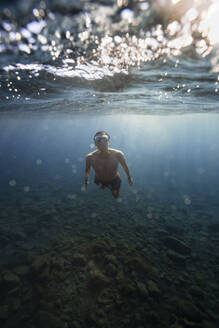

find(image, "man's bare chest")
[92,154,118,168]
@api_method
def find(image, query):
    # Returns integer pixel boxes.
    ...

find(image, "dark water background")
[0,0,219,327]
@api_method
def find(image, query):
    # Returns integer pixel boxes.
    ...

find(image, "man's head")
[94,131,110,151]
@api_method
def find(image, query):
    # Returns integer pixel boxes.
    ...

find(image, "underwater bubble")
[81,185,86,192]
[9,180,16,186]
[90,143,95,148]
[197,167,205,174]
[68,194,77,200]
[18,44,31,54]
[33,8,40,18]
[184,197,191,205]
[27,20,46,34]
[36,159,42,165]
[2,21,13,32]
[114,35,122,44]
[21,27,32,38]
[120,9,134,21]
[139,2,149,11]
[38,34,47,44]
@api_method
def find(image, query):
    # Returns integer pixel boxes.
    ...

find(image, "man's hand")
[83,177,89,190]
[128,176,133,185]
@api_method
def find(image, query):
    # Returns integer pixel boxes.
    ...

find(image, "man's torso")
[88,148,121,181]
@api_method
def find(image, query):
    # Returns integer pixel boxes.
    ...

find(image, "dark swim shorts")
[94,173,121,191]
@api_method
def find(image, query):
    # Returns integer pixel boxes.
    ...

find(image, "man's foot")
[112,190,120,198]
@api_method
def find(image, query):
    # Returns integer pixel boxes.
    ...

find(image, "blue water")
[1,112,219,257]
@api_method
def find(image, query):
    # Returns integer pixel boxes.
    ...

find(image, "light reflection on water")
[0,0,219,113]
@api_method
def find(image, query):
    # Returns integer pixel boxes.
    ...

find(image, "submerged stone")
[31,255,51,280]
[0,305,9,320]
[208,223,219,234]
[3,272,20,287]
[167,250,187,265]
[136,281,149,298]
[71,254,86,267]
[14,265,30,277]
[34,310,65,328]
[147,280,161,296]
[176,300,202,322]
[163,236,191,255]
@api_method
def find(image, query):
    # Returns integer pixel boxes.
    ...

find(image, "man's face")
[95,134,109,151]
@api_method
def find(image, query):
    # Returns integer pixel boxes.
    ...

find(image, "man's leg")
[94,176,106,190]
[112,189,120,198]
[100,184,106,190]
[110,174,121,199]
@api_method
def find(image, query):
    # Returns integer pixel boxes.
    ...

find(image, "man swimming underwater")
[84,131,133,198]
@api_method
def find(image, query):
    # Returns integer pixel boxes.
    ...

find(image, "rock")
[88,268,109,294]
[189,286,205,299]
[119,279,136,296]
[147,280,161,296]
[14,265,30,277]
[72,254,86,267]
[3,272,20,287]
[134,224,148,234]
[146,310,161,324]
[97,289,113,305]
[190,222,202,232]
[176,300,202,322]
[136,281,149,298]
[125,256,159,278]
[11,298,21,311]
[32,255,50,273]
[208,223,219,234]
[13,230,27,241]
[31,255,51,280]
[165,224,184,235]
[34,310,65,328]
[106,263,117,276]
[104,254,118,265]
[162,237,191,255]
[0,234,9,246]
[0,305,9,320]
[180,318,203,327]
[167,250,187,265]
[156,229,169,238]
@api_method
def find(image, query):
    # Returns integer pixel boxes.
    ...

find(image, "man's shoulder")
[109,148,124,157]
[86,150,98,158]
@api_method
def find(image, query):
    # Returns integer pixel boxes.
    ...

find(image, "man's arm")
[85,155,92,187]
[118,152,133,185]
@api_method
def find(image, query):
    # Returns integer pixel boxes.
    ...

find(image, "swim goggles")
[94,135,109,143]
